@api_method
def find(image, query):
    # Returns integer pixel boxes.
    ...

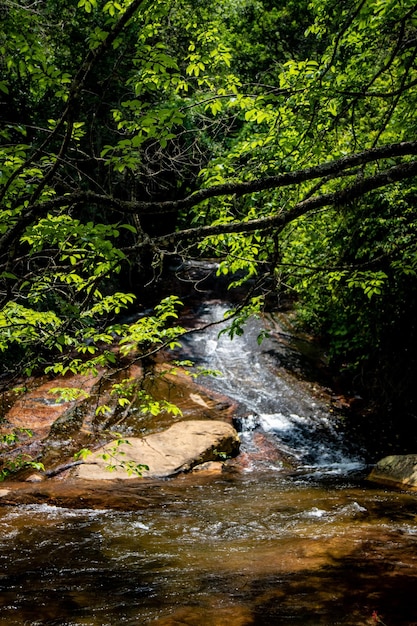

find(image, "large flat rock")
[368,454,417,490]
[71,419,240,480]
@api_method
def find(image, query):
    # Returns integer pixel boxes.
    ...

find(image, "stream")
[1,301,417,625]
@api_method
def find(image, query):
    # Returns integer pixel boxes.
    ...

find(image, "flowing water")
[1,302,417,625]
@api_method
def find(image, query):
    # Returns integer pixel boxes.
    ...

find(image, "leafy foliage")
[0,428,44,481]
[74,436,150,477]
[0,0,417,429]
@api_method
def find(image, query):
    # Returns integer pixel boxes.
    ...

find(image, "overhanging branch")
[17,140,417,219]
[147,158,417,248]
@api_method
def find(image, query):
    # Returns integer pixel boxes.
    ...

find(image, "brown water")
[1,472,417,625]
[1,302,417,625]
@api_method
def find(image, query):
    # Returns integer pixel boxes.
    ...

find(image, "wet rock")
[191,460,224,474]
[4,373,102,439]
[140,364,238,428]
[0,479,166,509]
[368,454,417,490]
[25,473,45,483]
[1,362,237,481]
[48,404,85,438]
[71,419,240,480]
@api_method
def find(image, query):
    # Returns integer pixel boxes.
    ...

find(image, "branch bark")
[147,158,417,248]
[18,140,417,217]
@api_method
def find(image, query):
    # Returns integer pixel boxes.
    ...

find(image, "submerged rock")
[368,454,417,490]
[191,460,224,474]
[71,419,240,480]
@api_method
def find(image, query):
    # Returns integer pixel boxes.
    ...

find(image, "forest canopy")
[1,0,417,422]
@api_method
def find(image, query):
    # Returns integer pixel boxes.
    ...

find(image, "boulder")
[71,419,240,480]
[368,454,417,490]
[4,372,102,439]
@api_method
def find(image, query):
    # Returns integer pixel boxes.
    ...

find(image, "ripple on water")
[1,304,416,624]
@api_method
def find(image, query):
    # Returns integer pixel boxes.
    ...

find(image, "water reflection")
[1,473,417,624]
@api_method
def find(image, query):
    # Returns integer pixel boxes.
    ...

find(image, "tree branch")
[18,140,417,218]
[0,0,148,253]
[148,159,417,247]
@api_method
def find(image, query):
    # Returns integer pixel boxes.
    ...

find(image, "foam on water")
[183,302,365,474]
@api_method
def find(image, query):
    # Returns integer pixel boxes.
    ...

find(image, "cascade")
[180,301,364,474]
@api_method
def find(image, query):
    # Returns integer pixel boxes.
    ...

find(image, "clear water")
[2,475,417,625]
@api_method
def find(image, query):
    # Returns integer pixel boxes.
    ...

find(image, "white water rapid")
[181,302,364,475]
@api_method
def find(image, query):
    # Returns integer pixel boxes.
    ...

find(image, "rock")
[0,480,170,510]
[4,373,102,439]
[25,473,45,483]
[368,454,417,490]
[71,419,240,480]
[191,461,224,474]
[1,363,237,482]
